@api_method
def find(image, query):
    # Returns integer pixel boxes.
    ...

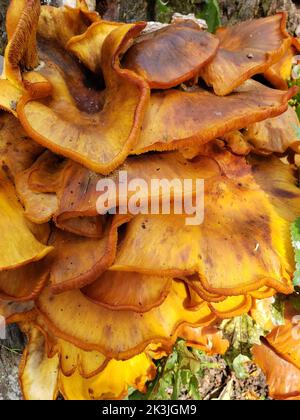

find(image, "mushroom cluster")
[0,0,300,400]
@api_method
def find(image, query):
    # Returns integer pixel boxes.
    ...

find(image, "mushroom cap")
[133,80,297,155]
[36,280,215,358]
[202,14,292,96]
[123,20,219,89]
[17,22,150,174]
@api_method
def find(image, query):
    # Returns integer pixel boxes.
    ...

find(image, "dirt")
[181,357,269,400]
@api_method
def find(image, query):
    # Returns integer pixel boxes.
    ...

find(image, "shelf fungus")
[0,0,300,400]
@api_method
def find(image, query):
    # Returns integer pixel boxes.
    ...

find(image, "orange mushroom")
[178,324,229,356]
[82,271,172,313]
[0,112,43,180]
[4,0,40,87]
[48,215,130,293]
[201,14,291,96]
[253,303,300,400]
[35,280,216,359]
[132,80,296,154]
[264,37,300,90]
[17,21,150,174]
[111,152,298,297]
[1,1,300,401]
[224,106,300,155]
[0,260,49,302]
[123,20,219,89]
[0,176,52,271]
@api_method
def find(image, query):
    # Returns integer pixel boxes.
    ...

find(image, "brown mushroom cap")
[202,14,291,96]
[0,260,49,302]
[48,215,129,293]
[133,80,297,155]
[111,151,298,297]
[17,22,150,174]
[253,303,300,400]
[83,271,172,313]
[123,20,219,89]
[4,0,40,87]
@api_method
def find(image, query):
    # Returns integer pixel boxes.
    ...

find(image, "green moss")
[155,0,201,23]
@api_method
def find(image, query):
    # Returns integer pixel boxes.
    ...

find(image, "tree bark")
[1,0,300,54]
[0,0,300,401]
[96,0,148,21]
[154,0,300,32]
[219,0,300,33]
[0,0,9,55]
[0,325,24,400]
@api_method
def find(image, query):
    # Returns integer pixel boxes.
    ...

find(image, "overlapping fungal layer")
[0,0,300,400]
[252,300,300,400]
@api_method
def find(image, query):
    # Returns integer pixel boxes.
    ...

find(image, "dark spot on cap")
[271,188,298,199]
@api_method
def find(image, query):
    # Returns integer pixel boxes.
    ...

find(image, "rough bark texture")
[0,1,23,400]
[97,0,149,21]
[219,0,300,32]
[0,0,9,55]
[0,325,24,400]
[155,0,201,22]
[0,0,299,401]
[155,0,300,32]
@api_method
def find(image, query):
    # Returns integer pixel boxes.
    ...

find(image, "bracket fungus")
[0,0,300,400]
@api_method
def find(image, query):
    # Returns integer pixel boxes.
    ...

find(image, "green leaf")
[189,375,201,400]
[271,295,286,326]
[157,0,171,14]
[291,218,300,287]
[197,0,221,33]
[288,80,300,122]
[232,354,251,380]
[129,339,221,400]
[296,105,300,122]
[291,290,300,311]
[220,315,266,367]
